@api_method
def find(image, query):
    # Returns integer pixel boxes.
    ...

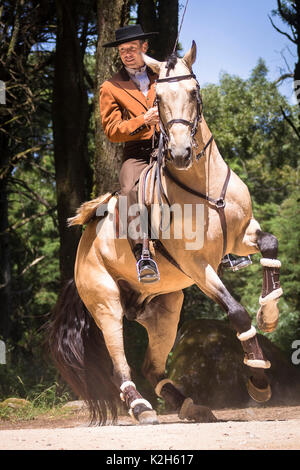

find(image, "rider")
[100,24,251,283]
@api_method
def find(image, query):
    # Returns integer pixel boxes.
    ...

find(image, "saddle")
[106,153,231,281]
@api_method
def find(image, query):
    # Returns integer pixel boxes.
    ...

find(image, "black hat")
[102,24,158,48]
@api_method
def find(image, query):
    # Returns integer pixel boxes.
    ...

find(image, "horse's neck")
[194,117,226,169]
[164,117,227,197]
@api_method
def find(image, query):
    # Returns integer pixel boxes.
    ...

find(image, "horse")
[48,42,283,425]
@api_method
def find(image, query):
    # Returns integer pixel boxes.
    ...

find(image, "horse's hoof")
[178,398,217,423]
[129,407,159,425]
[247,377,272,403]
[138,409,159,425]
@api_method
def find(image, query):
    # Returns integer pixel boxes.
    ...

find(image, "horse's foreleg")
[137,291,217,423]
[256,230,283,332]
[76,271,158,425]
[195,263,272,403]
[238,219,283,332]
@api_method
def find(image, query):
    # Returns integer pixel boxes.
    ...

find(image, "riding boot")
[119,156,160,283]
[221,254,252,271]
[132,242,160,284]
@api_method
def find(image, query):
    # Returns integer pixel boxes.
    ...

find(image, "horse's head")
[144,41,200,170]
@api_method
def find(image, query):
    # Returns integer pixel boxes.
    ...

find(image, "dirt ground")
[0,405,300,450]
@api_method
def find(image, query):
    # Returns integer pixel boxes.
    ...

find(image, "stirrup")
[222,254,252,272]
[136,247,160,284]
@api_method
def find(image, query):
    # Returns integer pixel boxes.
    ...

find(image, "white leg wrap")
[259,288,283,305]
[120,380,136,392]
[155,379,174,398]
[260,258,281,268]
[237,325,257,342]
[130,398,152,410]
[244,358,271,369]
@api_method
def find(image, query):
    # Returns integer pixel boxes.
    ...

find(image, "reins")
[172,0,190,54]
[154,70,231,259]
[163,164,231,259]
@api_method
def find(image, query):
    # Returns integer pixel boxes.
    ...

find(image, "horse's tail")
[47,279,120,424]
[67,192,112,226]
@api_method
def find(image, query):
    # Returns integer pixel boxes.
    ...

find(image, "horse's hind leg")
[239,219,283,332]
[137,291,217,423]
[76,265,158,425]
[194,263,272,404]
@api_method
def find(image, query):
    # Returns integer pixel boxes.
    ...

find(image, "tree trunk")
[157,0,178,60]
[53,0,90,282]
[138,0,178,60]
[137,0,158,58]
[94,0,128,195]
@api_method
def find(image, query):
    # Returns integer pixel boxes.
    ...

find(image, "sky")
[178,0,297,103]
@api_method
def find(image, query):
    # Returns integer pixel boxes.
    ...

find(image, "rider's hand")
[144,106,159,126]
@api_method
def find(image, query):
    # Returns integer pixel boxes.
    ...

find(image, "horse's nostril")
[169,147,192,168]
[185,147,192,160]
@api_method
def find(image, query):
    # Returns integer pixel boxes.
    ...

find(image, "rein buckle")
[215,198,226,209]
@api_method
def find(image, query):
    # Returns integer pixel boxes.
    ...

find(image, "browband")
[156,73,196,84]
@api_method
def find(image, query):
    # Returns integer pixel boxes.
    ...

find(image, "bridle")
[156,73,202,141]
[155,72,215,165]
[152,69,230,260]
[155,73,203,160]
[154,70,212,214]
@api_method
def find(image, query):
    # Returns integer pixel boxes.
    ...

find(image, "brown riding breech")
[119,157,150,204]
[119,140,154,247]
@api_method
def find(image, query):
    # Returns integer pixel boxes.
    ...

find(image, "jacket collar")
[119,65,156,82]
[114,66,157,109]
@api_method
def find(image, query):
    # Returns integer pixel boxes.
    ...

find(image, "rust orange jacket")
[99,66,158,143]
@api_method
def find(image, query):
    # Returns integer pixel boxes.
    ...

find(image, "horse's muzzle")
[169,146,192,170]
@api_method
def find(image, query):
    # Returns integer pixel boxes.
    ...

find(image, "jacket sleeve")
[99,82,149,143]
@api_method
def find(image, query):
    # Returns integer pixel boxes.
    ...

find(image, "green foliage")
[182,59,300,355]
[0,383,72,421]
[0,151,61,400]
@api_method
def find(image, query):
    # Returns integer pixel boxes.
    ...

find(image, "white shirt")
[125,64,150,97]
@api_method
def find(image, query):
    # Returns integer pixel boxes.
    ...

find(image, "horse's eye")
[190,89,197,99]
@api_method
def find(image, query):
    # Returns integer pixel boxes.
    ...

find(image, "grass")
[0,382,76,423]
[0,402,75,422]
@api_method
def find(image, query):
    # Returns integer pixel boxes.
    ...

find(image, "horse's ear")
[142,54,162,74]
[183,41,197,70]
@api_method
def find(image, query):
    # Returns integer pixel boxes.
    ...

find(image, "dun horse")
[48,42,283,425]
